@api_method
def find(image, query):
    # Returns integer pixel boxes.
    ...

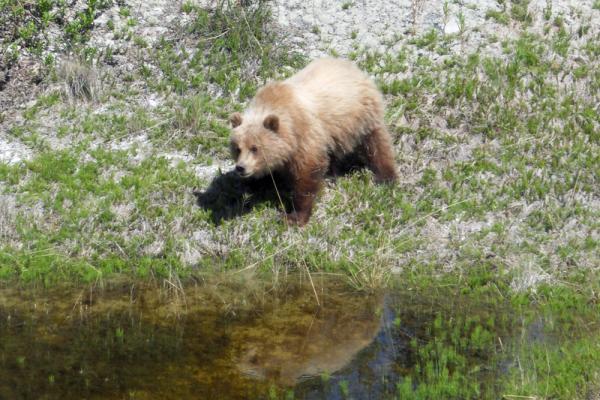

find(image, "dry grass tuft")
[58,59,99,101]
[0,194,19,245]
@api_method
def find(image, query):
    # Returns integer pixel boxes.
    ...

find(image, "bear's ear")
[263,114,279,133]
[229,112,243,128]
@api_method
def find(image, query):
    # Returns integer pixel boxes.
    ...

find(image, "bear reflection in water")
[232,290,383,385]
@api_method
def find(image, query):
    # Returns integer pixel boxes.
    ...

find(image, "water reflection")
[0,278,388,399]
[5,274,562,399]
[235,289,382,384]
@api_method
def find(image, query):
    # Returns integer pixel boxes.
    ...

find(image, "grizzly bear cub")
[229,58,398,226]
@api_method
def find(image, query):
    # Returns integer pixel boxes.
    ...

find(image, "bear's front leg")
[285,167,324,227]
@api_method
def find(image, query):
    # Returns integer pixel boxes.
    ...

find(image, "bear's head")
[229,112,294,178]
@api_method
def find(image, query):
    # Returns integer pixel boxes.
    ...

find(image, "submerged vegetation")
[395,267,600,399]
[1,269,598,399]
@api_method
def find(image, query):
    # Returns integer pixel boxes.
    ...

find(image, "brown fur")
[229,58,398,226]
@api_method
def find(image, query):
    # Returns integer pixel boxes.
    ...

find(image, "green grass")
[485,9,509,25]
[391,267,600,399]
[0,0,113,56]
[505,280,600,398]
[511,0,532,24]
[0,0,597,315]
[0,147,208,283]
[185,1,305,99]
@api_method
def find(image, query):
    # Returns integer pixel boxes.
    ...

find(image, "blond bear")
[229,58,398,226]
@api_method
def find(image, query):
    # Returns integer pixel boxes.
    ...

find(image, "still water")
[0,275,549,399]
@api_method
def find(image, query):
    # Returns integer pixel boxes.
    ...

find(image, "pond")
[0,274,597,399]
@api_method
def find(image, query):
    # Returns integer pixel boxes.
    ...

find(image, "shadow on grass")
[193,154,368,225]
[193,170,293,225]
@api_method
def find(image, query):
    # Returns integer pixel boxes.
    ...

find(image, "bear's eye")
[250,145,258,153]
[230,143,240,158]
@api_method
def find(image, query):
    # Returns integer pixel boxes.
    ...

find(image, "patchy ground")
[273,0,600,57]
[0,0,598,290]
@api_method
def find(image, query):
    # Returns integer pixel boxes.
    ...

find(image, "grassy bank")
[1,1,597,288]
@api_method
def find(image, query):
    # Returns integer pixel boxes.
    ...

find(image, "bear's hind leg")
[364,125,398,184]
